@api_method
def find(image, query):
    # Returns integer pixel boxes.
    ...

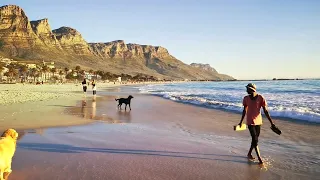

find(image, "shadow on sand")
[18,142,249,164]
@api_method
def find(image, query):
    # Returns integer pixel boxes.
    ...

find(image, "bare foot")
[247,154,255,160]
[258,161,264,165]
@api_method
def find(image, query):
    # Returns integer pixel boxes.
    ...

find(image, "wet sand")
[2,87,320,180]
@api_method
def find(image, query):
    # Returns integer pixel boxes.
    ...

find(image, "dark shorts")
[93,90,96,95]
[83,86,87,92]
[248,125,261,147]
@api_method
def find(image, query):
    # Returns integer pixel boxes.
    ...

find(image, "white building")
[0,58,14,65]
[0,67,8,81]
[26,64,37,69]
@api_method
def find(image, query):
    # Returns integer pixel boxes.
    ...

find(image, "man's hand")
[239,107,247,128]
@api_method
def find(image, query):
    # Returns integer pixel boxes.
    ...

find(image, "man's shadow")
[18,142,248,164]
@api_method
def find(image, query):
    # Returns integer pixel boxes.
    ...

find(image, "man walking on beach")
[238,83,275,165]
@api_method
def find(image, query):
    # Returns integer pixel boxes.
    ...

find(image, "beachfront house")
[84,72,96,80]
[0,67,8,82]
[0,58,15,66]
[26,64,37,69]
[47,64,55,69]
[41,61,55,69]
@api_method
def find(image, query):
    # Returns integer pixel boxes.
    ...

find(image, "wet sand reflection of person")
[81,97,88,118]
[91,99,96,119]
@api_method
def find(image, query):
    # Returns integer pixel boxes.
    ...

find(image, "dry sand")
[0,82,119,131]
[0,83,121,105]
[1,85,319,180]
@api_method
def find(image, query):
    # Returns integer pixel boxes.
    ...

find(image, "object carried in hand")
[270,124,281,135]
[234,124,247,131]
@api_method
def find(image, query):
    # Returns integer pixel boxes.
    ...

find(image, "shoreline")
[149,94,320,126]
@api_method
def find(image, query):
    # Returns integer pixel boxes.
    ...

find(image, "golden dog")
[0,129,18,180]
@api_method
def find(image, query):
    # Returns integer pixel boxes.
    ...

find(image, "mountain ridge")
[0,5,234,80]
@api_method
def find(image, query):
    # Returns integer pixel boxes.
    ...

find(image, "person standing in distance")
[238,83,276,165]
[92,79,97,96]
[82,79,87,94]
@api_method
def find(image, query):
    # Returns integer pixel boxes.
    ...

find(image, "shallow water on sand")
[14,121,319,180]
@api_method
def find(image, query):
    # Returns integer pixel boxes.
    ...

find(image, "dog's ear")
[1,129,18,140]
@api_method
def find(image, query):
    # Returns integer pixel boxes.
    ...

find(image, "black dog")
[115,95,134,111]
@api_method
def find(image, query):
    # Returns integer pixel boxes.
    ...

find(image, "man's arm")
[238,106,247,126]
[263,106,274,125]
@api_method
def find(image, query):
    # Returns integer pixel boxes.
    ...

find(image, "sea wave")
[139,81,320,123]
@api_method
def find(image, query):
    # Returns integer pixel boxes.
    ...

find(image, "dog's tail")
[115,98,119,101]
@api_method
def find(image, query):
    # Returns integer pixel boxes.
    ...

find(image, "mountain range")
[0,5,234,80]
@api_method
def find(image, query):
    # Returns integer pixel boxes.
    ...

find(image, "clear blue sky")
[2,0,319,79]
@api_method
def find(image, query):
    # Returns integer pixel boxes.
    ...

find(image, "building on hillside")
[42,60,55,69]
[0,58,14,65]
[26,64,37,69]
[47,64,55,69]
[84,72,95,80]
[0,67,8,81]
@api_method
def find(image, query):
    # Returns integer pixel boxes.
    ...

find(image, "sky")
[1,0,319,79]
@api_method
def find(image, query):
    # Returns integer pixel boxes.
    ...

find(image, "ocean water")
[139,80,320,123]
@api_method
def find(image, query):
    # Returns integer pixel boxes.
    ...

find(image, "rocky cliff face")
[30,19,61,48]
[52,27,92,55]
[0,5,37,55]
[89,41,174,60]
[0,5,30,31]
[89,40,128,58]
[0,5,234,80]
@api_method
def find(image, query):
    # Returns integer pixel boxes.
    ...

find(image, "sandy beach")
[1,83,319,180]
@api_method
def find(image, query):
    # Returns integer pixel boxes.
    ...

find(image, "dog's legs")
[125,104,127,111]
[3,165,12,180]
[129,104,131,110]
[3,171,11,180]
[0,170,4,180]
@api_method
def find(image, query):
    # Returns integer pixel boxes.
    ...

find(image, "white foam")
[139,81,320,123]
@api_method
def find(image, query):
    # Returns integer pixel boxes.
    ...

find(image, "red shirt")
[243,94,267,125]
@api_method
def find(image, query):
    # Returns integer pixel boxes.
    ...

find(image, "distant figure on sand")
[82,79,87,93]
[92,80,96,95]
[238,83,275,165]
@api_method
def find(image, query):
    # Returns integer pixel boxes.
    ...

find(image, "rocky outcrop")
[0,5,37,55]
[0,4,234,80]
[89,40,128,58]
[52,27,91,55]
[89,41,174,60]
[30,19,61,48]
[190,63,218,73]
[0,5,31,33]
